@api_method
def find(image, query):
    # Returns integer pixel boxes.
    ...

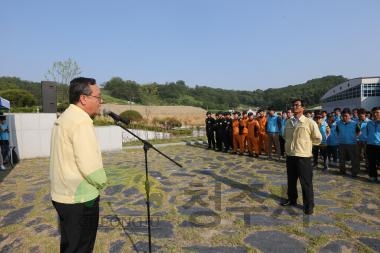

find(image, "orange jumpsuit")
[247,118,260,156]
[239,117,248,154]
[232,119,240,153]
[256,116,268,155]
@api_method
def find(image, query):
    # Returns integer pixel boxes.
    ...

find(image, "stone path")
[0,143,379,252]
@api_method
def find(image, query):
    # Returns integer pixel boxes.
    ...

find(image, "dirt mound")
[101,104,206,126]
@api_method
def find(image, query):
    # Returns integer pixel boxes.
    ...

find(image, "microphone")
[103,109,130,125]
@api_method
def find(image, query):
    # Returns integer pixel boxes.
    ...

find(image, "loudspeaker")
[41,81,57,113]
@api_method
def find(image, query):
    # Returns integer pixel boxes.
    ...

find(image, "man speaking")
[50,77,107,252]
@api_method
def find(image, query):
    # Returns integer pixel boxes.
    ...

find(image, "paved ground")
[0,143,379,253]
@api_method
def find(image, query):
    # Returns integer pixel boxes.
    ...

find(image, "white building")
[321,77,380,112]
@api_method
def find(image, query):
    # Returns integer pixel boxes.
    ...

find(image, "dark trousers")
[52,196,100,253]
[339,144,359,176]
[357,141,368,167]
[0,140,9,162]
[286,156,314,212]
[267,133,281,157]
[312,145,327,167]
[327,145,338,163]
[206,131,215,149]
[366,144,380,178]
[223,130,232,151]
[215,130,224,151]
[279,135,285,157]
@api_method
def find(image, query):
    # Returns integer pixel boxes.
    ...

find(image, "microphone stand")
[112,120,183,253]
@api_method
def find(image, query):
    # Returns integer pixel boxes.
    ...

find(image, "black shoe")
[304,209,314,215]
[280,200,297,206]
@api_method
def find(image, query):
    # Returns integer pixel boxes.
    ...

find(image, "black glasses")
[292,104,302,107]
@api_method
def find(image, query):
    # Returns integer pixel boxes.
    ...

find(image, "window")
[376,86,380,96]
[322,84,364,103]
[362,83,380,97]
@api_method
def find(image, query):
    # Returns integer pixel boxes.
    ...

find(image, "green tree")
[0,77,20,89]
[45,58,82,85]
[44,59,81,105]
[0,89,37,107]
[104,77,142,103]
[157,80,189,102]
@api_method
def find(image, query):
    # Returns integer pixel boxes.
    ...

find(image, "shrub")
[0,89,37,107]
[11,106,41,113]
[57,102,69,113]
[119,110,143,123]
[165,117,182,129]
[168,128,192,136]
[93,115,114,126]
[151,116,182,129]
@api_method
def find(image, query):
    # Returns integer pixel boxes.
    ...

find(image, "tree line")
[0,75,347,111]
[103,75,347,110]
[0,77,69,111]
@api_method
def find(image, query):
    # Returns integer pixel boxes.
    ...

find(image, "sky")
[1,0,379,90]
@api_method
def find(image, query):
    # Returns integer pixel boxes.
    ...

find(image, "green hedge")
[168,128,192,136]
[120,110,143,123]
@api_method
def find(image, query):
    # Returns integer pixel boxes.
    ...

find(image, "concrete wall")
[121,129,171,143]
[8,113,57,159]
[361,96,380,111]
[96,126,123,152]
[6,113,201,159]
[6,113,123,159]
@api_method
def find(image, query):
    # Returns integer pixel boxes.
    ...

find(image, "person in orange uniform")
[256,109,268,156]
[232,111,241,154]
[247,112,260,157]
[239,111,249,155]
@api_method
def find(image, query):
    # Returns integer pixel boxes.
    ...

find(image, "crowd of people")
[205,104,380,183]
